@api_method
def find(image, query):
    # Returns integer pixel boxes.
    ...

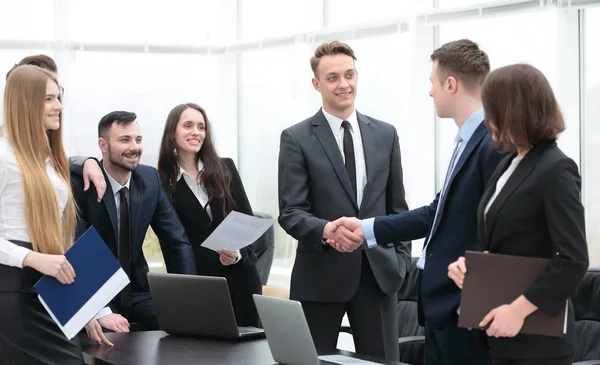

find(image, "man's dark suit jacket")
[371,122,504,328]
[278,109,411,302]
[479,140,588,359]
[70,158,197,311]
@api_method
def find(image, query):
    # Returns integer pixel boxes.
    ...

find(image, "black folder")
[457,251,567,338]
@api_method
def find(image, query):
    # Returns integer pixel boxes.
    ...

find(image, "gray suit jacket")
[278,109,411,302]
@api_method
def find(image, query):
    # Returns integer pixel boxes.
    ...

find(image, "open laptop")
[253,294,383,365]
[147,272,264,339]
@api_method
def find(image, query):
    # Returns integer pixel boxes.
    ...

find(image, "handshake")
[323,217,366,253]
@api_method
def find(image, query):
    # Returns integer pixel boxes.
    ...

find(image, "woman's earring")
[173,148,178,156]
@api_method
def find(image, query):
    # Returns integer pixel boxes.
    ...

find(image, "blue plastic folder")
[34,226,130,339]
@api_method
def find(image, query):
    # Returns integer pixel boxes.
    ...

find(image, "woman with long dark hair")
[157,103,262,327]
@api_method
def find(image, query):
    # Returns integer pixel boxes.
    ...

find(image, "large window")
[584,7,600,265]
[240,0,323,40]
[67,0,232,44]
[65,52,223,165]
[327,0,432,27]
[0,1,54,41]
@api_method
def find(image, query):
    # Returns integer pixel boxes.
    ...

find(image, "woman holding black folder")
[157,103,262,327]
[0,65,85,364]
[447,63,589,365]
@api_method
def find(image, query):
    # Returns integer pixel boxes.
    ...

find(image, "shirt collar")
[458,108,484,143]
[102,165,130,194]
[177,159,204,181]
[322,107,358,133]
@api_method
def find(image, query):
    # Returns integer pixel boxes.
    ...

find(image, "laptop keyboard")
[320,361,340,365]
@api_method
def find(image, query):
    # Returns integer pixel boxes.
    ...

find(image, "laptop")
[253,294,383,365]
[147,272,264,339]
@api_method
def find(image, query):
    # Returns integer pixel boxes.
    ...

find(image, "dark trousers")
[0,248,85,365]
[301,252,399,362]
[492,357,572,365]
[227,264,263,327]
[425,318,491,365]
[128,292,159,330]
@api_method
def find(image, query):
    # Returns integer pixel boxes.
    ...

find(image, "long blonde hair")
[3,65,75,254]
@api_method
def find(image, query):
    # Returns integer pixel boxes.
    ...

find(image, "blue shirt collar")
[457,108,484,143]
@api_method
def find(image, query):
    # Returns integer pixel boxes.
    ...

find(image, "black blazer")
[478,140,588,359]
[170,158,257,273]
[278,109,410,302]
[70,159,197,303]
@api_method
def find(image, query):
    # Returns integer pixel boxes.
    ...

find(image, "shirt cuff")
[11,245,32,268]
[361,218,378,248]
[234,250,242,264]
[94,307,113,320]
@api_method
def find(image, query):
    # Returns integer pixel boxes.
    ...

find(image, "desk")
[81,331,407,365]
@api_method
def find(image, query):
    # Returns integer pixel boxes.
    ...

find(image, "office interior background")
[1,0,599,288]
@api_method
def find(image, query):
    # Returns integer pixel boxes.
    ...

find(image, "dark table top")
[81,331,407,365]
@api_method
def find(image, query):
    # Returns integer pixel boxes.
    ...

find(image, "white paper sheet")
[201,211,273,252]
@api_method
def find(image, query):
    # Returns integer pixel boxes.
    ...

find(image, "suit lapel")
[478,155,512,250]
[357,113,376,213]
[483,146,545,246]
[312,109,358,208]
[100,161,118,240]
[175,179,213,229]
[445,123,486,191]
[429,123,486,239]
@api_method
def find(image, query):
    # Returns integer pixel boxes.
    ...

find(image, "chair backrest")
[252,211,275,285]
[397,257,425,365]
[573,267,600,361]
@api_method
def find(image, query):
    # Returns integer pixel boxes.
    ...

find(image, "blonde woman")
[0,65,84,364]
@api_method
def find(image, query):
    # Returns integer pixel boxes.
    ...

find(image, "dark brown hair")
[310,41,357,77]
[482,63,564,153]
[430,39,490,91]
[157,103,235,216]
[6,54,58,80]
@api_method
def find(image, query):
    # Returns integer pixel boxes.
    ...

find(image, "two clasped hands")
[448,255,537,338]
[323,217,366,252]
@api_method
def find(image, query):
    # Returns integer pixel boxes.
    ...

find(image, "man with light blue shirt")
[329,39,504,365]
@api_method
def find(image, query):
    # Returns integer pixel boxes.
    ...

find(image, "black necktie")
[118,187,132,318]
[341,120,357,200]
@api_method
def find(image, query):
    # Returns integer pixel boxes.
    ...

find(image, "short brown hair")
[430,39,490,91]
[6,54,58,80]
[310,41,357,77]
[482,63,564,153]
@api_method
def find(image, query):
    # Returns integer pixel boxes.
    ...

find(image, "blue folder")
[34,226,127,328]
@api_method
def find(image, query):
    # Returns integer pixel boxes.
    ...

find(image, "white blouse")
[485,154,525,216]
[177,160,212,220]
[0,138,69,268]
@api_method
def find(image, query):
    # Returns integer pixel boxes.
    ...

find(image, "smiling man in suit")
[331,40,504,365]
[70,111,197,343]
[277,41,411,362]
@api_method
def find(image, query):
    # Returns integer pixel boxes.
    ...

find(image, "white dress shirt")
[177,161,241,262]
[0,138,69,268]
[322,108,367,206]
[104,168,131,227]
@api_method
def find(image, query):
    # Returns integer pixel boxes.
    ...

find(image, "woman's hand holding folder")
[448,252,539,338]
[23,251,76,284]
